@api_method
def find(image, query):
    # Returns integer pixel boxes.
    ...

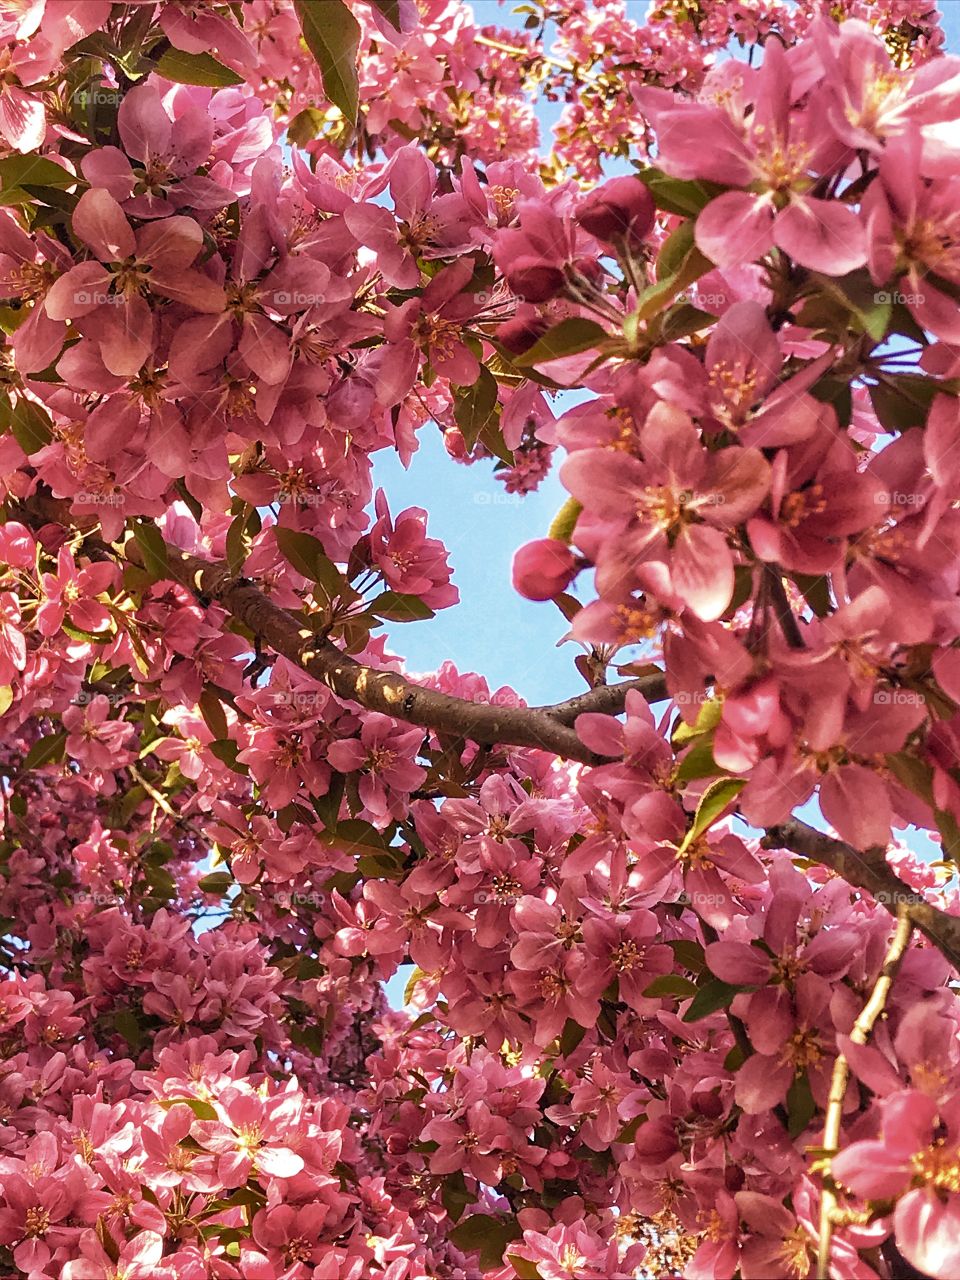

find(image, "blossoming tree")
[1,0,960,1276]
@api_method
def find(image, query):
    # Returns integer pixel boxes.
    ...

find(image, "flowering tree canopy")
[3,0,960,1277]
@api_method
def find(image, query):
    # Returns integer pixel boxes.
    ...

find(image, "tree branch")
[761,818,960,971]
[816,905,914,1280]
[18,494,669,765]
[537,672,669,723]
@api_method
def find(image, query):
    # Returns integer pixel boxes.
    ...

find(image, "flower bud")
[512,537,577,600]
[576,177,655,246]
[505,255,565,302]
[498,314,548,355]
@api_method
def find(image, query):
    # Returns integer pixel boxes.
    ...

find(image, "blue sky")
[374,2,960,708]
[375,1,959,1005]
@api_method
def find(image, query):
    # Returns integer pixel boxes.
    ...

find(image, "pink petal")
[72,187,135,260]
[696,191,775,269]
[671,524,734,621]
[773,197,867,274]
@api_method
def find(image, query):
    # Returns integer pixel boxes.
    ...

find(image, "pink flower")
[831,1091,960,1278]
[561,402,770,621]
[369,489,458,608]
[36,545,115,637]
[62,1228,167,1280]
[45,188,225,376]
[640,40,866,274]
[576,176,655,247]
[62,694,135,770]
[82,83,235,218]
[192,1086,305,1188]
[326,713,427,826]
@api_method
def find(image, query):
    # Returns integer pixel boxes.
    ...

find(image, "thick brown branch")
[761,818,960,971]
[190,556,605,761]
[538,673,669,723]
[18,494,668,764]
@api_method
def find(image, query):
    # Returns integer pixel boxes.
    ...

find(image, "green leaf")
[811,270,892,343]
[274,527,347,601]
[370,0,403,27]
[3,398,54,454]
[449,1216,522,1272]
[0,686,13,717]
[198,689,229,741]
[642,974,698,999]
[453,367,498,449]
[514,317,607,366]
[629,223,711,326]
[155,48,244,86]
[133,522,172,583]
[682,977,745,1023]
[558,1018,587,1057]
[403,966,427,1006]
[114,1009,143,1051]
[724,1043,746,1072]
[294,0,361,124]
[439,1169,474,1223]
[660,302,717,341]
[548,496,582,544]
[508,1255,543,1279]
[675,735,727,784]
[869,375,944,433]
[370,591,434,622]
[0,155,76,192]
[678,777,745,853]
[158,1097,219,1121]
[286,106,326,146]
[786,1071,817,1138]
[198,871,233,895]
[635,167,724,217]
[668,937,705,973]
[672,695,724,745]
[24,731,67,770]
[208,739,247,774]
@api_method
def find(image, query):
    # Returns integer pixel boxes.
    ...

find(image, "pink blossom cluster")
[0,2,959,1278]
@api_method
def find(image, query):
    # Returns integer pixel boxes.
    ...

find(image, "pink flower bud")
[576,177,655,246]
[498,314,548,355]
[505,255,566,302]
[512,538,577,600]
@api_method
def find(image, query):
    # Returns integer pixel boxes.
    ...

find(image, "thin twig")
[816,906,914,1280]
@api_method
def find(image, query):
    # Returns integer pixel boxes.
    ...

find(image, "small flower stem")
[816,905,914,1280]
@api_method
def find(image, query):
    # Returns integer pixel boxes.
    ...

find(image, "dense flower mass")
[0,1,959,1278]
